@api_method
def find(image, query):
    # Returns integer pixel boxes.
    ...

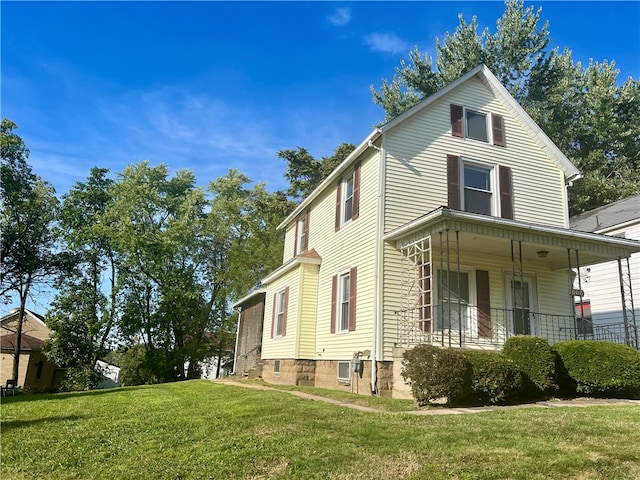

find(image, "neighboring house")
[236,65,640,399]
[570,195,640,347]
[0,309,66,392]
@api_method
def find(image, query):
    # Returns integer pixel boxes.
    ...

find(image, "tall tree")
[43,167,119,389]
[1,119,60,382]
[279,143,356,203]
[370,0,639,213]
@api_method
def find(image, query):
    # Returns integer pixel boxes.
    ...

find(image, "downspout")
[370,139,384,395]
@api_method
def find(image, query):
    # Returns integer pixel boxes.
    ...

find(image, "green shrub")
[503,336,558,394]
[554,341,640,398]
[401,344,471,405]
[463,351,522,405]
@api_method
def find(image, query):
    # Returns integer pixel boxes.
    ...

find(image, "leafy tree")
[43,167,119,390]
[1,119,61,383]
[279,143,356,203]
[370,0,639,213]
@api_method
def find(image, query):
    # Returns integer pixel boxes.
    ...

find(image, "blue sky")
[2,1,639,200]
[1,1,639,312]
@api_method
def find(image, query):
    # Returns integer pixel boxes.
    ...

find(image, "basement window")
[337,361,351,383]
[273,360,281,374]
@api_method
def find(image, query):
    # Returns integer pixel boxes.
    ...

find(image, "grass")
[1,380,639,479]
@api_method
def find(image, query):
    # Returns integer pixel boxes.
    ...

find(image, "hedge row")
[402,337,640,406]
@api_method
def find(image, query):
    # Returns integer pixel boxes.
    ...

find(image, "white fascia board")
[277,129,382,230]
[232,288,267,309]
[260,255,322,285]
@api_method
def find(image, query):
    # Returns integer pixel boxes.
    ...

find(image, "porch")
[395,304,639,349]
[385,207,640,351]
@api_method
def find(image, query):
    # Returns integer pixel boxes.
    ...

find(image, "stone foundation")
[261,358,394,396]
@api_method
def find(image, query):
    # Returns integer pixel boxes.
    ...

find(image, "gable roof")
[0,332,45,352]
[1,308,48,328]
[278,65,580,230]
[570,194,640,233]
[379,64,581,182]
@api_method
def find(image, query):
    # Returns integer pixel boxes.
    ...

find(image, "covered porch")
[385,207,640,350]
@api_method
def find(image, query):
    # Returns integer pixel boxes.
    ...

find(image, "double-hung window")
[335,162,361,231]
[465,109,489,142]
[271,287,289,338]
[331,267,357,333]
[436,269,471,332]
[463,162,493,216]
[295,211,309,255]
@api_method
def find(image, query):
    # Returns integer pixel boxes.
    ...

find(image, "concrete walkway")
[213,378,640,416]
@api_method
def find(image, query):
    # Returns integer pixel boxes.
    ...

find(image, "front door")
[505,275,537,336]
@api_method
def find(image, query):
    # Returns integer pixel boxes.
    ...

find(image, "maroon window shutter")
[271,293,277,338]
[303,210,310,251]
[282,287,289,337]
[335,182,342,232]
[499,165,514,219]
[348,267,357,331]
[451,104,464,138]
[294,220,299,255]
[330,275,337,333]
[476,270,491,337]
[352,162,361,220]
[491,113,506,147]
[447,155,461,210]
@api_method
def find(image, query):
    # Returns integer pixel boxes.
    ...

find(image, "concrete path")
[213,378,640,416]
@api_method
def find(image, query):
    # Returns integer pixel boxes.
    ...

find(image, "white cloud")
[327,7,351,27]
[363,32,411,55]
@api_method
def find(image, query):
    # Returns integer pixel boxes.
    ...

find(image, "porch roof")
[384,207,640,270]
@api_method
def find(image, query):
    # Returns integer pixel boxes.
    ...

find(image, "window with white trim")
[450,104,506,147]
[465,109,488,142]
[337,361,351,383]
[342,175,354,224]
[295,212,308,254]
[462,161,495,216]
[436,269,472,332]
[274,289,286,337]
[338,271,351,332]
[335,162,360,231]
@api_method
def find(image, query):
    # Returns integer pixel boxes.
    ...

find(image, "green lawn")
[2,380,639,480]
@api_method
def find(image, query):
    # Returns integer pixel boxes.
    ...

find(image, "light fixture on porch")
[537,250,549,258]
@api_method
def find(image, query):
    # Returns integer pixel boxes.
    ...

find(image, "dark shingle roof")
[570,195,640,233]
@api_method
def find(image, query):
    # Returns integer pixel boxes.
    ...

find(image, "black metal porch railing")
[395,304,639,350]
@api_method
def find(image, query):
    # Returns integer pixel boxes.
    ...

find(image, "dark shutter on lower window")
[352,162,361,220]
[348,267,357,331]
[335,182,342,232]
[451,104,464,138]
[476,270,491,337]
[492,113,506,147]
[282,287,289,337]
[330,275,337,333]
[271,292,277,338]
[499,165,514,219]
[447,155,461,210]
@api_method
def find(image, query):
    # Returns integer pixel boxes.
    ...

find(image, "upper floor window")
[335,162,361,231]
[295,210,309,255]
[463,162,493,216]
[450,104,505,147]
[331,267,357,333]
[447,155,513,219]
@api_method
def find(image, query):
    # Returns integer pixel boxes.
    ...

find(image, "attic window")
[451,104,506,147]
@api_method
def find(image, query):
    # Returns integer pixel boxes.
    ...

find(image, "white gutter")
[370,138,384,395]
[384,207,640,252]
